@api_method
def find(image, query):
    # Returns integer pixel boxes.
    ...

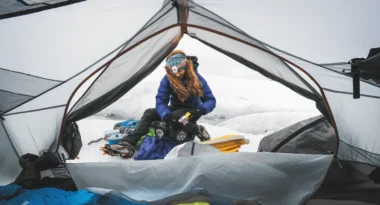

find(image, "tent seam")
[0,89,33,97]
[322,87,380,99]
[3,104,66,116]
[0,67,63,82]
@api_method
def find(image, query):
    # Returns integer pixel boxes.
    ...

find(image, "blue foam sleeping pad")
[0,184,150,205]
[0,184,98,205]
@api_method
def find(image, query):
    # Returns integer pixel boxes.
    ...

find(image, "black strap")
[352,64,360,99]
[191,141,195,156]
[87,137,105,145]
[349,58,365,99]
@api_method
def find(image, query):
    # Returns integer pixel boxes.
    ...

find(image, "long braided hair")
[165,50,203,102]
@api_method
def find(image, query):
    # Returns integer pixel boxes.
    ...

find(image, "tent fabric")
[66,1,179,119]
[3,106,65,156]
[0,90,32,114]
[0,0,166,148]
[185,28,322,106]
[67,27,182,121]
[0,0,85,20]
[67,152,333,205]
[258,115,337,154]
[0,68,61,114]
[321,62,380,86]
[0,0,169,184]
[0,121,21,185]
[187,1,380,165]
[0,68,62,97]
[268,48,380,165]
[0,0,379,197]
[2,57,108,115]
[0,0,165,114]
[185,3,321,97]
[257,115,380,205]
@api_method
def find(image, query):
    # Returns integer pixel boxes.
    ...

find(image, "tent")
[1,0,380,204]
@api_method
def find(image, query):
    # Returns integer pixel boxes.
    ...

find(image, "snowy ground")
[72,36,320,163]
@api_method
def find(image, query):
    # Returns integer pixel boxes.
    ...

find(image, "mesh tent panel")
[69,26,181,115]
[325,91,380,165]
[186,8,320,98]
[0,121,21,185]
[0,69,61,96]
[186,27,318,99]
[3,106,65,156]
[0,91,32,114]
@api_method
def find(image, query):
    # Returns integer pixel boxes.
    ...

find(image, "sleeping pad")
[0,184,99,205]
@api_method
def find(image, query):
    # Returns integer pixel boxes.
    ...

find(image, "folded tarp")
[67,152,334,205]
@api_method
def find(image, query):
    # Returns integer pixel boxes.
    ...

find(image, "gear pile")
[99,141,135,159]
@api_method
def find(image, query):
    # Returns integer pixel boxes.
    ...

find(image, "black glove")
[165,114,182,130]
[197,125,211,141]
[188,109,203,122]
[183,121,198,133]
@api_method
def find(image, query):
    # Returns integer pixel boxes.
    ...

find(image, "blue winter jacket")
[155,56,216,120]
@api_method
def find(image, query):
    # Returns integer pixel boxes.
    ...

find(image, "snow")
[72,35,320,163]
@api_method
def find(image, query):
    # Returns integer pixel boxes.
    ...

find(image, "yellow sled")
[198,134,249,153]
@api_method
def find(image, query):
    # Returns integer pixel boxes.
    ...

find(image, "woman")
[106,50,217,158]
